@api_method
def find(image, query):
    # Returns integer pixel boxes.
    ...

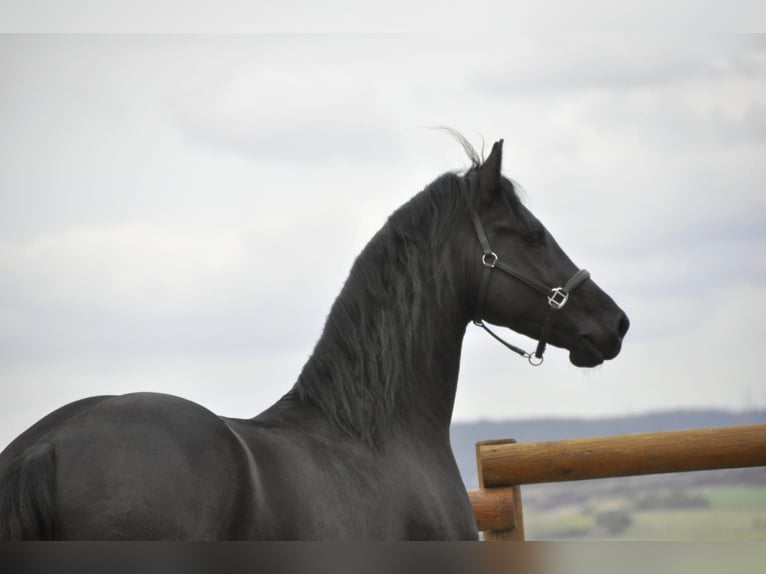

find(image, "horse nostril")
[617,313,630,338]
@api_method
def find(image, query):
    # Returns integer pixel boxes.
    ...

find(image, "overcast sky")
[1,33,765,449]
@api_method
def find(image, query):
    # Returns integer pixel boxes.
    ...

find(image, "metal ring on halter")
[527,354,544,366]
[482,252,498,268]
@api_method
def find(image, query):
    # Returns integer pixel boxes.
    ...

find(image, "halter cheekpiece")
[459,175,591,366]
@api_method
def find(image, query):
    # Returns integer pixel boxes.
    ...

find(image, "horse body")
[0,216,475,540]
[0,139,628,539]
[0,392,474,540]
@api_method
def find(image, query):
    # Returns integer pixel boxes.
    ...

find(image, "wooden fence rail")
[467,423,766,540]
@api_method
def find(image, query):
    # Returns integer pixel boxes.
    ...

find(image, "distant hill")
[450,409,766,488]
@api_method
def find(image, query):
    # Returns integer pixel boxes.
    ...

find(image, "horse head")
[457,139,629,367]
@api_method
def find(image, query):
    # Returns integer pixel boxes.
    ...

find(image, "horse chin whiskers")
[569,353,605,369]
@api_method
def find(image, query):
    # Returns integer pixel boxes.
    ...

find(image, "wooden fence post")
[469,438,525,540]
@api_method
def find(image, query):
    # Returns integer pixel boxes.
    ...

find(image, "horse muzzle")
[569,311,630,367]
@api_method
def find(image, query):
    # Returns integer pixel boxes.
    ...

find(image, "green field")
[524,486,766,541]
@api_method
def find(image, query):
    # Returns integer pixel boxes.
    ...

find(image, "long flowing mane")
[292,172,466,441]
[292,141,522,442]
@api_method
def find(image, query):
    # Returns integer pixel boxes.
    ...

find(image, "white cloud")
[4,1,766,33]
[170,43,404,163]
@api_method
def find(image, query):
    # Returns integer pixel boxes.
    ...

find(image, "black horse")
[0,139,628,540]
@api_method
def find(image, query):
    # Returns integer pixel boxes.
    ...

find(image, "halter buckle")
[548,287,569,310]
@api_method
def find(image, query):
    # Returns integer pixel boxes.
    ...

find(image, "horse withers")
[0,139,628,540]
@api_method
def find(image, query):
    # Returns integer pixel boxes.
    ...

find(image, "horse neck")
[292,223,470,445]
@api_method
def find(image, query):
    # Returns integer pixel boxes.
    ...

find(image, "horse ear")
[478,139,504,193]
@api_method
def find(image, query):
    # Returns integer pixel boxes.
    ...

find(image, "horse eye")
[523,230,544,245]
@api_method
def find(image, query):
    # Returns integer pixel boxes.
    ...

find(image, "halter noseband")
[459,175,591,366]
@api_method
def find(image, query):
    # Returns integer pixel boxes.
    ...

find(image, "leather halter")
[459,175,591,366]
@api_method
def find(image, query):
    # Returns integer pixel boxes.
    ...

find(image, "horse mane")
[292,136,522,442]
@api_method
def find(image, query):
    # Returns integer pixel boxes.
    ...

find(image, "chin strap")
[459,176,591,366]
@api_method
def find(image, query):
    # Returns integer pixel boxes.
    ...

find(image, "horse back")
[0,393,253,540]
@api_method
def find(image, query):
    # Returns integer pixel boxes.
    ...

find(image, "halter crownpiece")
[459,175,591,366]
